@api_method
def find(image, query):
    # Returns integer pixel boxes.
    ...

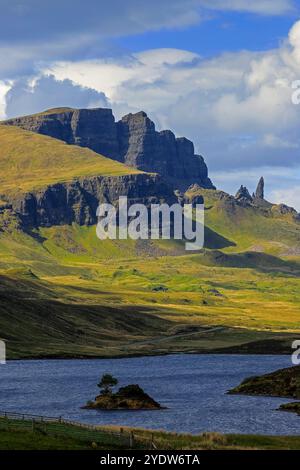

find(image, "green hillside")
[0,125,140,194]
[187,188,300,256]
[0,124,299,358]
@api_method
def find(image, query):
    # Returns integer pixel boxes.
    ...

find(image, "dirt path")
[119,326,225,349]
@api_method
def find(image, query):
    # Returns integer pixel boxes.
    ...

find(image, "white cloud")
[262,133,299,149]
[0,81,11,119]
[202,0,295,15]
[270,186,300,211]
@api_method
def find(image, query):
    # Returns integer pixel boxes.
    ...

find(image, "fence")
[0,410,157,449]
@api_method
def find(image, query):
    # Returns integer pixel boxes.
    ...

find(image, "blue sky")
[0,0,300,208]
[120,12,296,56]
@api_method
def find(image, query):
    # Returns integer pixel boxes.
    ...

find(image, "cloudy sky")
[1,0,300,208]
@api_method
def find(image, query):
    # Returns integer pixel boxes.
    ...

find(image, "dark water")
[0,355,299,435]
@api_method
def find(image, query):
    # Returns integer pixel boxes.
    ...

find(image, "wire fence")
[0,410,157,449]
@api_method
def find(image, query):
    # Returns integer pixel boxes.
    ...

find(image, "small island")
[83,374,164,410]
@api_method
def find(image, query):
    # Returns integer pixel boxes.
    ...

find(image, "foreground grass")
[0,429,91,450]
[1,418,300,450]
[0,418,135,450]
[107,427,300,450]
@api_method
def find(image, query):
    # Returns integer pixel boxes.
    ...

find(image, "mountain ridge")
[3,107,214,191]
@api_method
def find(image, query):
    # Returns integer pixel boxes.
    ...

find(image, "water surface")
[0,354,299,435]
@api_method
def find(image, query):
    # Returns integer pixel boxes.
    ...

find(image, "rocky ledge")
[228,365,300,398]
[83,384,164,410]
[8,173,176,228]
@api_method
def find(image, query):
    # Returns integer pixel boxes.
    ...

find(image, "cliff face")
[4,107,214,191]
[5,108,120,160]
[118,111,213,190]
[10,173,175,228]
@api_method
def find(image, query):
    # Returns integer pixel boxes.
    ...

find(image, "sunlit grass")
[0,125,141,193]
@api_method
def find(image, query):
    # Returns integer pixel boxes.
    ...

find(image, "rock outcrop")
[117,111,213,190]
[4,108,214,191]
[235,185,253,205]
[255,177,265,200]
[228,365,300,399]
[9,173,175,228]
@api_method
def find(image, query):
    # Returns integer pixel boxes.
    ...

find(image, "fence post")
[129,431,134,449]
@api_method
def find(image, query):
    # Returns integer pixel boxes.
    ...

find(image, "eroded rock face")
[255,177,265,200]
[4,108,214,191]
[235,185,253,205]
[117,111,213,190]
[10,173,176,228]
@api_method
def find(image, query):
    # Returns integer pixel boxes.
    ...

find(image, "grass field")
[1,416,300,450]
[0,416,134,450]
[189,188,300,256]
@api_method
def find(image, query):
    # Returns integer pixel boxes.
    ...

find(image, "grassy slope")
[192,188,300,256]
[0,125,140,194]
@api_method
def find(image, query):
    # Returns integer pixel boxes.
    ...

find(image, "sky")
[0,0,300,208]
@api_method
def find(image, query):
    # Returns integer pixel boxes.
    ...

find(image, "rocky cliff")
[4,107,214,191]
[9,173,175,228]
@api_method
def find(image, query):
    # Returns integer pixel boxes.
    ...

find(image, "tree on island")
[98,374,118,395]
[83,374,163,409]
